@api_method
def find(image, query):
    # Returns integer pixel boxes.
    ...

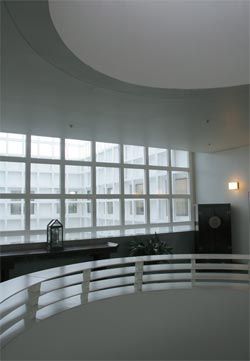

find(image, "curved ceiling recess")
[49,0,249,89]
[3,0,249,152]
[5,0,249,97]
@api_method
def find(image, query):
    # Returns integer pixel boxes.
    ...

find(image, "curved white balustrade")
[0,254,249,348]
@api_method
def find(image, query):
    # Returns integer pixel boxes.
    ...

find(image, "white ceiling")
[49,0,249,89]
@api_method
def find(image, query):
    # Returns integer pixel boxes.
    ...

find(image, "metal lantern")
[47,219,64,251]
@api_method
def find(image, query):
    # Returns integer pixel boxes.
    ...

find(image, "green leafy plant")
[129,233,173,256]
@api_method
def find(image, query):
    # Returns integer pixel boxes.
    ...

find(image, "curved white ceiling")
[49,0,249,89]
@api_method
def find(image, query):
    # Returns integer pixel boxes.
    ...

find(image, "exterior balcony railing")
[0,253,249,348]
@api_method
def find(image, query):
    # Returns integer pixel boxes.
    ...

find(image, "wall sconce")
[228,181,239,190]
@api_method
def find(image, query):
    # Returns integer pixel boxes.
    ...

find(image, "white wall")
[194,146,250,254]
[2,289,249,360]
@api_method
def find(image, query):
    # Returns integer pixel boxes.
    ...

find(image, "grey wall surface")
[2,288,249,360]
[194,146,250,254]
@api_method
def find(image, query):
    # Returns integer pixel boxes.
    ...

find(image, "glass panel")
[150,227,170,234]
[65,232,92,241]
[31,164,60,194]
[30,234,46,243]
[124,168,145,194]
[150,199,170,223]
[172,171,190,194]
[0,162,25,193]
[65,139,91,161]
[96,142,119,163]
[0,235,25,245]
[125,199,146,225]
[0,199,25,231]
[148,147,168,166]
[0,132,26,157]
[149,170,168,194]
[173,225,192,232]
[96,199,120,226]
[125,228,146,236]
[123,145,145,164]
[65,165,91,194]
[65,199,92,228]
[31,136,60,159]
[30,199,60,230]
[171,150,189,168]
[172,198,191,222]
[96,167,120,194]
[96,230,120,238]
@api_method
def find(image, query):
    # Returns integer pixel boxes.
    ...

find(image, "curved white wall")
[2,288,249,360]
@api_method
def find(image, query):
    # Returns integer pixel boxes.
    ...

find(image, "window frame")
[0,133,194,244]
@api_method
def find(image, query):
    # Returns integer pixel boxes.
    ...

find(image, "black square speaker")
[196,203,232,254]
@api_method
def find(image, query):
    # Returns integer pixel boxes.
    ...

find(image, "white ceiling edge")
[49,0,250,90]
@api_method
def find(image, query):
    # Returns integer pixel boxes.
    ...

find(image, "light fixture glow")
[228,181,239,190]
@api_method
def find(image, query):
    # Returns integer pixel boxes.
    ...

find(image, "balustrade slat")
[195,273,249,281]
[0,290,28,319]
[90,276,135,292]
[195,263,249,271]
[0,305,27,334]
[0,254,249,349]
[143,273,191,282]
[91,266,136,280]
[40,274,83,295]
[37,295,81,321]
[39,284,82,308]
[143,264,192,272]
[143,282,192,292]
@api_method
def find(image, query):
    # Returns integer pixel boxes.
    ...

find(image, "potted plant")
[129,233,172,256]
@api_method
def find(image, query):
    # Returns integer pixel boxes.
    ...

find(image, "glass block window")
[96,167,120,194]
[31,136,60,159]
[148,147,168,166]
[124,168,145,194]
[0,132,193,244]
[65,139,91,161]
[125,199,146,225]
[150,199,170,224]
[31,163,60,194]
[65,165,91,194]
[0,199,25,231]
[123,145,145,165]
[96,199,120,226]
[30,199,60,230]
[96,142,119,163]
[0,162,25,193]
[124,228,146,236]
[171,149,189,168]
[149,170,168,194]
[172,171,190,194]
[65,199,92,228]
[172,198,191,222]
[0,132,26,157]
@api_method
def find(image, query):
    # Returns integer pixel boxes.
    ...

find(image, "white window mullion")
[145,147,150,233]
[168,148,174,232]
[25,134,31,243]
[189,151,195,230]
[60,138,65,229]
[92,141,97,238]
[120,145,125,235]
